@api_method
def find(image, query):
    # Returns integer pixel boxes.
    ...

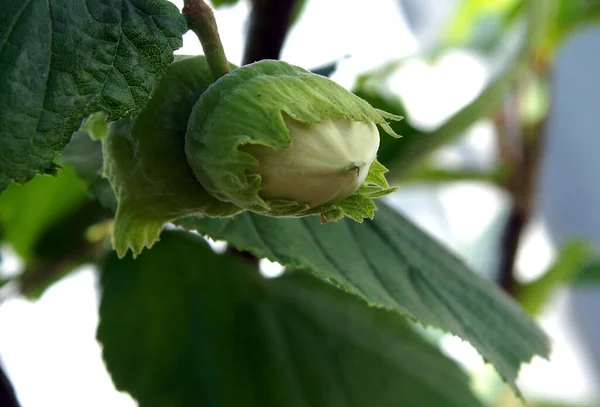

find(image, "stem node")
[183,0,230,80]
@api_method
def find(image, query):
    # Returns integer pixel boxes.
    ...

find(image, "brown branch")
[0,363,20,407]
[242,0,298,64]
[497,99,546,296]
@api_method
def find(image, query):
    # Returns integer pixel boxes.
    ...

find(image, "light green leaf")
[0,0,187,190]
[0,167,87,259]
[210,0,239,7]
[543,0,600,53]
[19,199,112,299]
[445,0,521,48]
[98,230,484,407]
[101,56,241,258]
[80,112,108,141]
[519,240,594,315]
[322,160,398,223]
[177,204,550,392]
[532,403,594,407]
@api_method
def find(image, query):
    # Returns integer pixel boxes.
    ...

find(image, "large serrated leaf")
[55,83,549,392]
[0,0,187,190]
[98,230,484,407]
[177,205,550,392]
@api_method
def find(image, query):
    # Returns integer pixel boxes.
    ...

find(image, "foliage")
[2,0,599,406]
[99,230,485,407]
[0,0,186,190]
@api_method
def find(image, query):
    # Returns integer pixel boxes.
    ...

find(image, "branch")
[242,0,298,64]
[0,363,20,407]
[497,100,546,296]
[183,0,230,79]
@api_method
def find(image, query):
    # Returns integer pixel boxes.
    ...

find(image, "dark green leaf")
[61,131,118,212]
[177,204,550,391]
[574,259,600,285]
[0,0,187,190]
[98,230,484,407]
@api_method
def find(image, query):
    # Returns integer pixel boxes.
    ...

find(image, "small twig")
[242,0,298,64]
[183,0,230,80]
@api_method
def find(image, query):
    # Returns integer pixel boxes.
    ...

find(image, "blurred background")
[1,0,599,406]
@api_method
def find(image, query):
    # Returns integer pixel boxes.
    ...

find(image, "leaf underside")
[177,204,550,391]
[99,230,484,407]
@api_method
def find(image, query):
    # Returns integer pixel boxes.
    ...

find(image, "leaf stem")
[182,0,230,80]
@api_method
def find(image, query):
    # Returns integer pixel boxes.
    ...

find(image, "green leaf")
[401,166,509,185]
[574,259,600,285]
[60,131,118,212]
[210,0,239,7]
[98,230,484,407]
[177,204,550,391]
[80,112,108,141]
[102,56,242,258]
[544,0,600,52]
[0,0,187,190]
[0,167,88,259]
[445,0,521,49]
[519,240,594,315]
[19,200,113,299]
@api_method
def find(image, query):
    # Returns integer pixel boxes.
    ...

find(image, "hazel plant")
[101,3,402,258]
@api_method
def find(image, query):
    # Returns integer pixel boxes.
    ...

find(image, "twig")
[183,0,230,80]
[242,0,298,64]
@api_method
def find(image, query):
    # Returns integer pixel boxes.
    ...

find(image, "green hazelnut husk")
[102,57,401,258]
[185,59,402,221]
